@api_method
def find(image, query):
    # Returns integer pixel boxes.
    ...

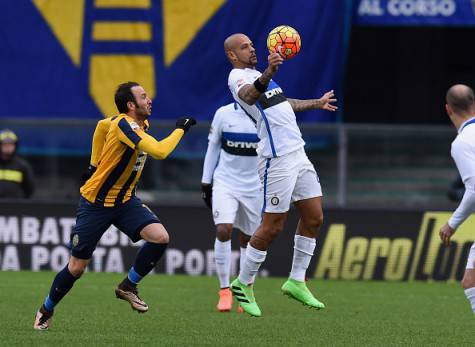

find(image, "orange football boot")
[217,288,233,312]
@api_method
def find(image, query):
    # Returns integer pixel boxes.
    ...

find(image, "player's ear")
[445,103,452,116]
[127,100,136,112]
[226,50,237,62]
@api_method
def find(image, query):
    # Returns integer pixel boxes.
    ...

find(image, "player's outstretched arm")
[137,117,196,160]
[288,90,338,113]
[238,53,283,105]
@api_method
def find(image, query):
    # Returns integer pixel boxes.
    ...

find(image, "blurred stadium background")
[1,0,474,343]
[2,0,471,208]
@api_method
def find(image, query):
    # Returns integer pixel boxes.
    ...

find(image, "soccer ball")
[267,25,301,60]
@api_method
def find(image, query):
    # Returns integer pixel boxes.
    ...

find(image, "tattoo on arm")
[237,67,274,105]
[238,85,262,105]
[287,98,323,112]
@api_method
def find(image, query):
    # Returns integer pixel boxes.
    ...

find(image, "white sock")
[238,244,267,285]
[289,235,316,282]
[214,239,231,288]
[239,247,246,273]
[464,287,475,313]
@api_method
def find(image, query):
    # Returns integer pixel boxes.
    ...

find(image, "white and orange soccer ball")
[267,25,301,60]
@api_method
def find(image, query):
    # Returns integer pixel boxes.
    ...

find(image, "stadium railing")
[0,119,457,209]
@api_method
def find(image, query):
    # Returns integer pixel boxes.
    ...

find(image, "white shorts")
[211,185,262,236]
[258,147,322,213]
[467,243,475,269]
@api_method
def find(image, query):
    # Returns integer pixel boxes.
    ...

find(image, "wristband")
[253,78,268,93]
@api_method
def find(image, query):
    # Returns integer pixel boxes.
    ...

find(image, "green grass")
[0,271,472,346]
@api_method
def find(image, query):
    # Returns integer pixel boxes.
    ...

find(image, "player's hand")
[201,183,212,209]
[176,117,197,133]
[268,52,283,73]
[81,165,96,183]
[439,223,456,246]
[318,90,338,112]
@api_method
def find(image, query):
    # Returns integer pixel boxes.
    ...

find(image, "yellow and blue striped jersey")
[81,114,184,207]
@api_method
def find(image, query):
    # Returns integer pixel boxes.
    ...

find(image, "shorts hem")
[71,251,93,260]
[292,194,323,203]
[213,219,236,226]
[263,208,290,214]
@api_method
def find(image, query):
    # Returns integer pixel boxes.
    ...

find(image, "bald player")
[224,33,337,317]
[440,84,475,314]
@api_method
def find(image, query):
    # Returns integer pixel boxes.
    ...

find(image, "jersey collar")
[459,116,475,134]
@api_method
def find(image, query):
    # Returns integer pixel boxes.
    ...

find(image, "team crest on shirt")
[271,196,279,206]
[72,234,79,247]
[130,121,140,130]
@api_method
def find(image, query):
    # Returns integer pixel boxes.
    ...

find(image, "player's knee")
[216,224,232,241]
[262,224,283,240]
[216,230,232,241]
[140,223,169,244]
[68,260,87,278]
[304,213,324,230]
[461,276,475,290]
[152,229,169,244]
[314,214,324,229]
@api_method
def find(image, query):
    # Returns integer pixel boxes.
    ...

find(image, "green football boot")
[281,278,325,309]
[230,278,262,317]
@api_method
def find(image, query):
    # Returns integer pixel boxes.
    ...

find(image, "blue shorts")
[70,196,160,259]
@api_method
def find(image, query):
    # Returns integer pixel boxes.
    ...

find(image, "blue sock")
[127,267,143,285]
[133,242,168,278]
[43,265,79,311]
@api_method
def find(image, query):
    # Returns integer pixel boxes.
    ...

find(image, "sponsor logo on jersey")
[257,80,287,110]
[225,140,258,149]
[130,122,140,130]
[264,87,283,99]
[221,132,259,156]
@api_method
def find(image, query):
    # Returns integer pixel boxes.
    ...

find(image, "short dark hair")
[446,84,475,114]
[114,81,140,114]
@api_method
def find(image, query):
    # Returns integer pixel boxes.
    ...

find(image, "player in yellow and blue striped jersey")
[34,81,196,330]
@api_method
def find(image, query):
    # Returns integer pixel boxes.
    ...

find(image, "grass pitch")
[0,271,472,346]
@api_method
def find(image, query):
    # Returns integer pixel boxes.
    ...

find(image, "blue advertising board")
[0,0,350,123]
[354,0,475,26]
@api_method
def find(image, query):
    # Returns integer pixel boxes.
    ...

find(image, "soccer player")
[223,33,337,317]
[33,81,196,330]
[201,102,262,312]
[440,84,475,314]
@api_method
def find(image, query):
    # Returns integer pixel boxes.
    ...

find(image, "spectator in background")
[0,129,34,198]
